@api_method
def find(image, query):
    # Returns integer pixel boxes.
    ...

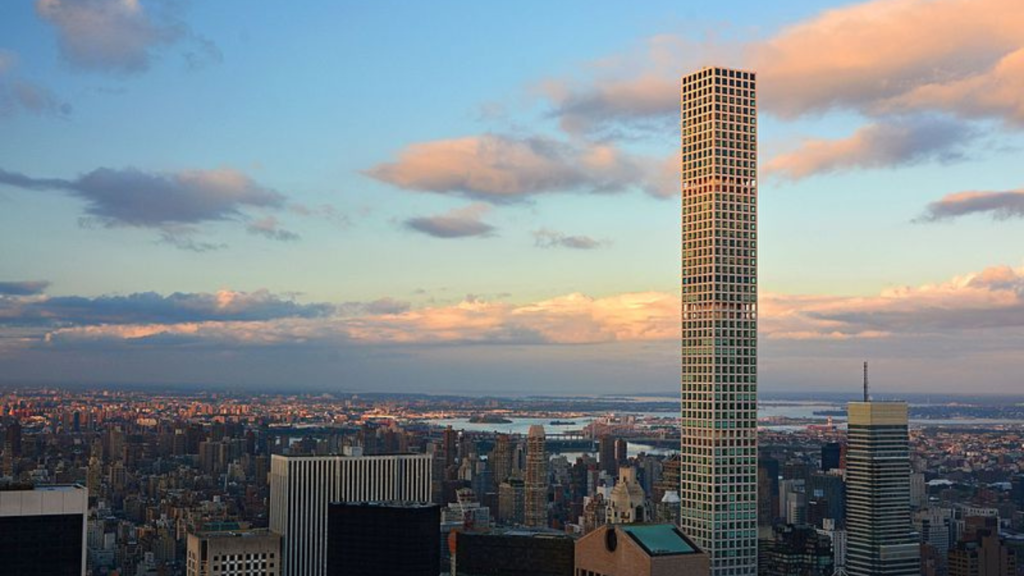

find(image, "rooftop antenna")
[863,361,870,402]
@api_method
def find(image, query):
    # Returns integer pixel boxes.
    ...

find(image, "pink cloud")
[763,117,973,180]
[919,188,1024,221]
[365,134,669,200]
[876,48,1024,125]
[537,0,1024,129]
[753,0,1024,118]
[38,264,1024,349]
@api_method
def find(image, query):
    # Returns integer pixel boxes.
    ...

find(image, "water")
[424,416,596,436]
[427,401,1024,437]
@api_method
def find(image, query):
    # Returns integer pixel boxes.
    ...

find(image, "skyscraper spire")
[863,361,869,402]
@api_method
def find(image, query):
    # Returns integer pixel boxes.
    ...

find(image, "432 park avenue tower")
[680,66,759,576]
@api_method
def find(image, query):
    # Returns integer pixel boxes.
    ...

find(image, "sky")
[2,0,1024,396]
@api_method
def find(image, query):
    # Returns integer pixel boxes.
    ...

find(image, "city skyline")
[3,0,1024,394]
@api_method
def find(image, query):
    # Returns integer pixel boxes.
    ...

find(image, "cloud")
[0,166,299,249]
[157,229,227,252]
[533,228,605,250]
[40,291,680,348]
[246,216,300,241]
[751,0,1024,120]
[32,265,1024,347]
[3,263,1023,396]
[0,289,333,328]
[762,264,1024,338]
[917,189,1024,222]
[52,265,1022,348]
[0,50,72,118]
[337,297,412,316]
[0,50,15,74]
[543,74,680,136]
[537,34,729,137]
[7,80,73,116]
[0,281,50,296]
[404,204,495,239]
[876,48,1024,126]
[763,116,975,180]
[537,0,1024,131]
[367,134,670,201]
[0,166,283,227]
[35,0,197,74]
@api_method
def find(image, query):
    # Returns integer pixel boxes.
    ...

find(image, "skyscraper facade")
[524,424,547,528]
[326,502,439,576]
[0,484,88,576]
[845,401,920,576]
[268,452,432,576]
[185,528,281,576]
[680,65,759,576]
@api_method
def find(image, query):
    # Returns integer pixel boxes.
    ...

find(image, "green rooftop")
[620,524,699,556]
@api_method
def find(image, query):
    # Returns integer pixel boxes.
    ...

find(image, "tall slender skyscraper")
[846,399,919,576]
[680,66,759,576]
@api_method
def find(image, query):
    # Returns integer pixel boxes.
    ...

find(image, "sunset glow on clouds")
[2,0,1024,393]
[4,264,1018,350]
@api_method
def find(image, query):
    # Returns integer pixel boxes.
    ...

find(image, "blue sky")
[2,0,1024,394]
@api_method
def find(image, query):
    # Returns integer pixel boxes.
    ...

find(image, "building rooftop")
[194,528,278,539]
[620,524,699,556]
[0,483,85,493]
[329,501,438,509]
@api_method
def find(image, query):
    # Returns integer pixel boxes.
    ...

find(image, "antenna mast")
[863,361,869,402]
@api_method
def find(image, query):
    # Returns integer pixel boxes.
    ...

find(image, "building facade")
[949,516,1017,576]
[680,65,759,576]
[0,484,88,576]
[759,524,834,576]
[575,523,709,576]
[606,467,651,525]
[326,502,439,576]
[454,530,575,576]
[185,529,281,576]
[268,452,432,576]
[525,425,548,528]
[845,401,920,576]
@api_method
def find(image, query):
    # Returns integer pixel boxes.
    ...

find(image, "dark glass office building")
[326,502,439,576]
[0,484,87,576]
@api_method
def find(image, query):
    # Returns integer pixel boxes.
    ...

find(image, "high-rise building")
[0,484,88,576]
[680,65,759,576]
[606,466,651,525]
[846,401,920,576]
[821,442,843,473]
[490,434,513,489]
[948,516,1017,576]
[497,478,525,525]
[910,472,926,509]
[808,471,846,527]
[758,457,780,528]
[326,502,439,576]
[186,528,281,576]
[524,425,547,528]
[759,524,835,576]
[1010,475,1024,511]
[4,418,22,457]
[598,436,616,477]
[915,507,953,554]
[268,451,432,576]
[443,425,458,469]
[614,438,628,469]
